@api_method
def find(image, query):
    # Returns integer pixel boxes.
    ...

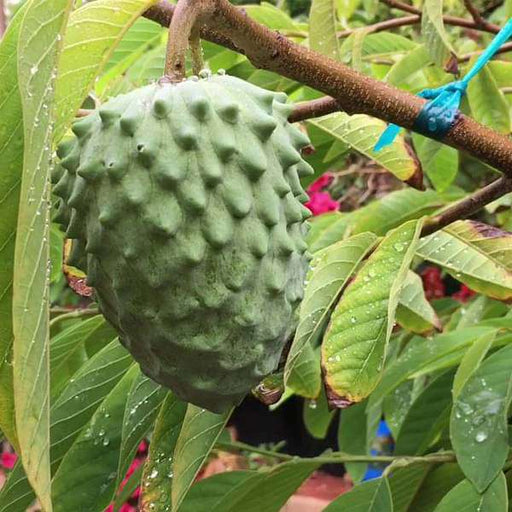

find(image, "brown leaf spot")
[467,220,512,239]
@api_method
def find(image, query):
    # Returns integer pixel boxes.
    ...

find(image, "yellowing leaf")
[308,114,420,181]
[322,219,423,406]
[285,233,378,397]
[417,220,512,300]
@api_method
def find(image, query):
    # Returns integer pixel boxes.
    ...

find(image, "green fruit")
[52,73,313,412]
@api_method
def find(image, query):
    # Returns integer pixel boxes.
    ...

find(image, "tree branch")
[0,0,6,38]
[216,439,456,465]
[144,0,512,175]
[337,15,420,38]
[421,177,512,236]
[380,0,501,33]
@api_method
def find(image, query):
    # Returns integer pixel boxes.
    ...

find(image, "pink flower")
[307,172,334,193]
[137,440,148,454]
[119,505,135,512]
[453,284,475,302]
[132,486,141,500]
[104,506,114,512]
[305,191,339,216]
[126,458,142,479]
[1,452,17,470]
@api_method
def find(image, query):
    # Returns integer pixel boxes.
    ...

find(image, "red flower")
[421,267,445,300]
[1,452,17,470]
[132,486,141,500]
[307,172,334,193]
[305,191,339,216]
[137,440,148,454]
[119,505,135,512]
[453,284,475,302]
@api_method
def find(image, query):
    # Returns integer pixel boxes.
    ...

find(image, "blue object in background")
[374,18,512,151]
[362,420,394,481]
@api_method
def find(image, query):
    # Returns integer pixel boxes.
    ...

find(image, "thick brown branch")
[381,0,501,33]
[143,1,512,176]
[421,177,512,236]
[163,0,214,80]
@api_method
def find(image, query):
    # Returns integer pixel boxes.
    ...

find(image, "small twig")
[462,0,496,32]
[381,0,501,33]
[337,15,420,38]
[216,440,456,465]
[421,177,512,236]
[459,41,512,62]
[49,308,99,327]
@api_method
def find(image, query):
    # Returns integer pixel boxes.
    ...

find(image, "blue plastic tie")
[374,18,512,151]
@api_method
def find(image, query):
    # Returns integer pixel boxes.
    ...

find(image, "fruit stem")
[164,0,213,81]
[190,25,205,76]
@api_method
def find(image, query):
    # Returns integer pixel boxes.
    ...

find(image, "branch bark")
[0,0,6,38]
[144,0,512,175]
[381,0,501,33]
[421,177,512,236]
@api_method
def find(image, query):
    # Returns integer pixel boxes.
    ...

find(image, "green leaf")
[337,401,368,482]
[386,45,432,88]
[351,189,446,237]
[140,394,187,512]
[171,405,232,511]
[307,212,351,253]
[322,219,423,404]
[50,225,64,284]
[452,330,496,399]
[210,460,320,512]
[388,465,431,512]
[244,3,298,30]
[116,373,167,489]
[412,135,459,192]
[309,0,340,60]
[369,326,496,406]
[433,473,507,512]
[421,0,455,68]
[397,270,442,334]
[394,370,453,455]
[450,344,512,492]
[54,0,158,139]
[324,477,393,511]
[13,1,72,510]
[303,387,335,439]
[408,463,464,512]
[51,340,133,467]
[417,220,512,300]
[52,365,139,512]
[50,315,115,400]
[180,472,254,512]
[96,17,164,96]
[0,340,133,512]
[0,6,25,452]
[308,114,420,181]
[285,233,378,397]
[467,57,511,134]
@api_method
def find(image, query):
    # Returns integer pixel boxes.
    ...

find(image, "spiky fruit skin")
[52,74,313,412]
